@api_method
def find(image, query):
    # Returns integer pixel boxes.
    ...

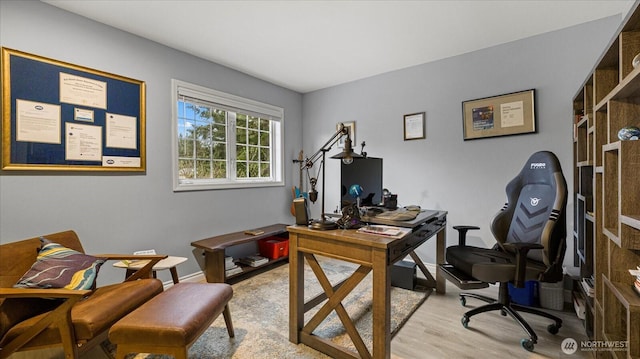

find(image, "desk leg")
[203,249,225,283]
[372,248,391,359]
[436,227,446,294]
[289,233,304,344]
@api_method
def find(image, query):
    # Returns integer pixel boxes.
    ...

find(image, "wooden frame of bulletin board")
[1,47,146,171]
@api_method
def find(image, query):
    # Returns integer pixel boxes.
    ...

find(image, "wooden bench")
[191,223,289,283]
[108,282,234,359]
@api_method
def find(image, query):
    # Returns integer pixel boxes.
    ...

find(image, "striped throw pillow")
[14,238,105,290]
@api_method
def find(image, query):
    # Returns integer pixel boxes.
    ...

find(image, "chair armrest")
[0,287,91,299]
[452,225,480,246]
[94,254,168,282]
[502,242,544,287]
[0,288,90,357]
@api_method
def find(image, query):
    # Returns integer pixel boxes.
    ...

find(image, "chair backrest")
[490,151,567,282]
[0,230,84,288]
[0,230,85,341]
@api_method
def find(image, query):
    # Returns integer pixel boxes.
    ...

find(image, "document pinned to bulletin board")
[1,48,146,171]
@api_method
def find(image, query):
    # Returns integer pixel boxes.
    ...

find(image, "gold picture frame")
[1,47,146,171]
[462,89,536,140]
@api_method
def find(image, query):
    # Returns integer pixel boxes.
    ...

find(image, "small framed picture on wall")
[337,121,355,148]
[403,112,425,140]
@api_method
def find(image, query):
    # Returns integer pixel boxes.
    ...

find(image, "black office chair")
[440,151,567,352]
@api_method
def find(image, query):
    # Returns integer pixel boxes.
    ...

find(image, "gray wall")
[0,0,625,283]
[302,15,623,266]
[0,1,302,284]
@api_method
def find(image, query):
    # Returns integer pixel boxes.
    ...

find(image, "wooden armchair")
[0,230,167,359]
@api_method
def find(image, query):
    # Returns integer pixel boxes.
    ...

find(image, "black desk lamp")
[303,123,361,230]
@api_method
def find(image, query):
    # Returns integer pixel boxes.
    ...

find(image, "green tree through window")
[172,80,283,191]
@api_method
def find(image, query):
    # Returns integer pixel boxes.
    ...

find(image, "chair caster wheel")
[459,296,466,307]
[500,309,507,316]
[547,323,561,334]
[461,315,470,328]
[521,338,534,352]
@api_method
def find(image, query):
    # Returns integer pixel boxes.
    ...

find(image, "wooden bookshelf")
[572,3,640,358]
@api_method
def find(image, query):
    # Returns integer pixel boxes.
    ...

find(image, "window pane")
[183,102,196,120]
[212,109,225,124]
[236,145,247,160]
[213,143,226,160]
[178,159,194,179]
[178,138,194,158]
[259,131,269,146]
[248,146,258,161]
[212,124,226,142]
[248,116,259,129]
[236,162,247,178]
[249,162,259,177]
[236,127,246,144]
[195,140,211,159]
[248,129,259,145]
[213,160,226,178]
[196,160,211,178]
[260,147,270,162]
[261,163,270,177]
[259,119,269,131]
[237,113,247,128]
[193,119,210,141]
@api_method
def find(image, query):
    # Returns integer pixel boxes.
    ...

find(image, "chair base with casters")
[440,151,569,352]
[460,280,561,351]
[441,263,563,351]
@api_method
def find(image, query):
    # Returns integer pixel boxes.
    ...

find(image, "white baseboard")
[162,270,205,289]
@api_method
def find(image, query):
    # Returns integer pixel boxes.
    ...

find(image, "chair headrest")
[516,151,563,185]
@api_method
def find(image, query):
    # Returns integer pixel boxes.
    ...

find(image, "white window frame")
[171,79,284,191]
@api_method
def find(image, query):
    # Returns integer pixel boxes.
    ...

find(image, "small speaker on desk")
[293,197,310,225]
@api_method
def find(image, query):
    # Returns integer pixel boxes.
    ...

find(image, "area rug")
[105,257,430,358]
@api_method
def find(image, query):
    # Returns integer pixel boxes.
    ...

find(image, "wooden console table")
[191,223,288,284]
[288,211,447,359]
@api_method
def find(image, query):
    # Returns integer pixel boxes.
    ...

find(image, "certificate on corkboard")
[462,89,536,140]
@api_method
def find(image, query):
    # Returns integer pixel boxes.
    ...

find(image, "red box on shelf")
[258,237,289,259]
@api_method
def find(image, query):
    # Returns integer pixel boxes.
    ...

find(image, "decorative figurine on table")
[336,203,363,229]
[336,184,365,229]
[618,126,640,141]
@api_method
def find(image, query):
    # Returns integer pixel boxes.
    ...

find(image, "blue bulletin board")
[1,48,145,171]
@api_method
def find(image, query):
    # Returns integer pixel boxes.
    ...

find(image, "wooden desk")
[288,211,446,359]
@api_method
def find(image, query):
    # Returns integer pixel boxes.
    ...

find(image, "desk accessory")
[300,123,362,230]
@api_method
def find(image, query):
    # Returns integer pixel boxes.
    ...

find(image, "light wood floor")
[391,282,591,359]
[9,277,591,359]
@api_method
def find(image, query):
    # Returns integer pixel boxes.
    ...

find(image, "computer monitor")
[340,157,383,207]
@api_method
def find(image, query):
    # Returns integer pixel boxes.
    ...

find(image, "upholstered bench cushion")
[0,278,163,346]
[109,282,233,347]
[73,278,164,340]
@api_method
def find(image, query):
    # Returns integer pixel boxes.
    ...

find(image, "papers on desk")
[357,225,411,239]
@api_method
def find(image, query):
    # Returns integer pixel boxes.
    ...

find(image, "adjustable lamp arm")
[304,123,348,168]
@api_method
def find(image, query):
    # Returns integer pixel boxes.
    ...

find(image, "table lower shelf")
[225,256,289,284]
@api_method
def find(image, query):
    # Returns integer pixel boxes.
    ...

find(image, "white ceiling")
[43,0,635,93]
